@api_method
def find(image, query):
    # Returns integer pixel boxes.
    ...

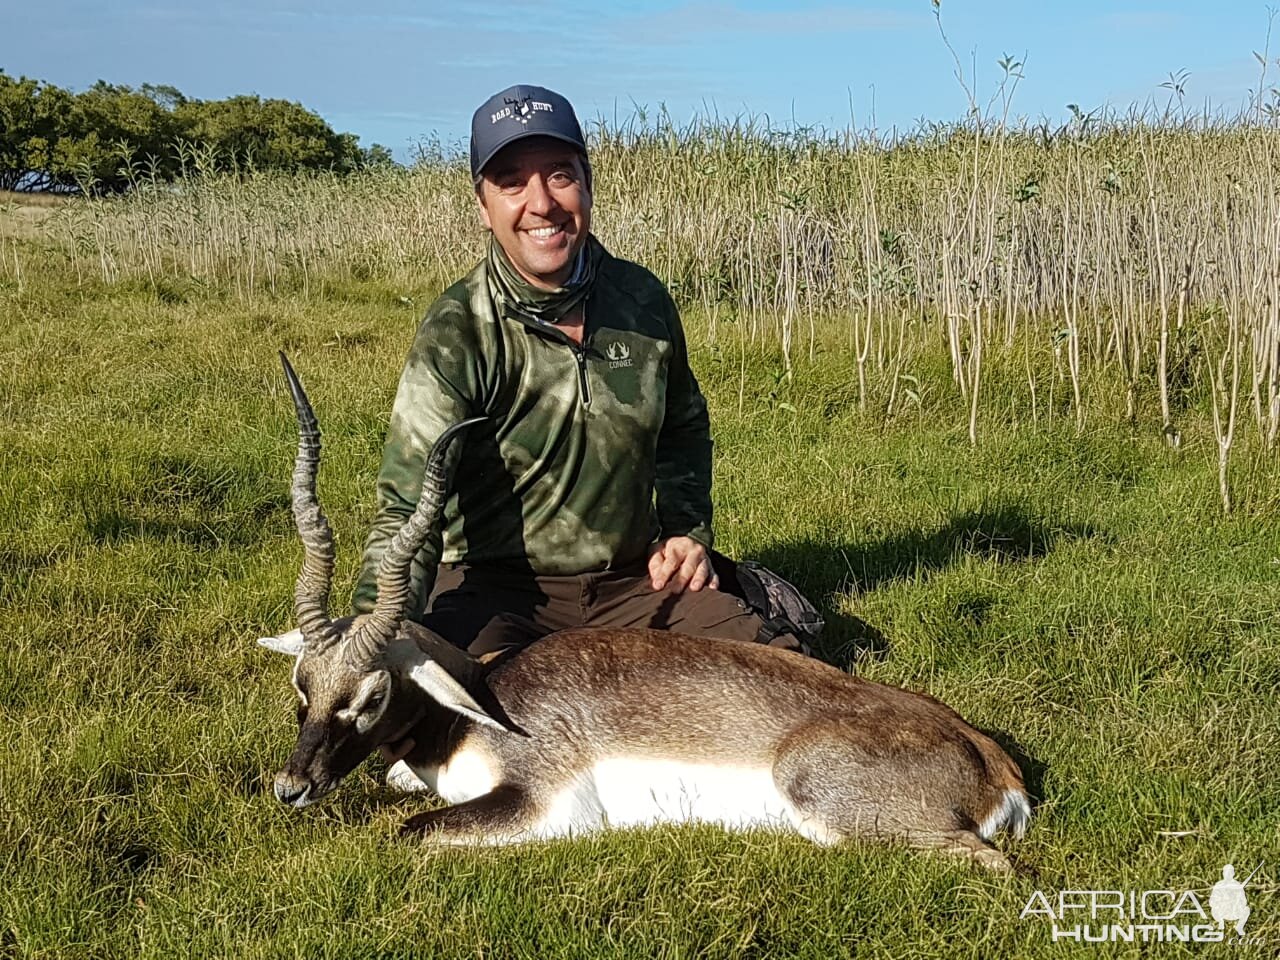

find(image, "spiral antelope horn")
[344,416,485,670]
[279,353,341,653]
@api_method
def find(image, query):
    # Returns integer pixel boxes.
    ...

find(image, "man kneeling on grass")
[352,85,817,783]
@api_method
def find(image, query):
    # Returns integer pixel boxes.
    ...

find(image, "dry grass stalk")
[6,112,1280,507]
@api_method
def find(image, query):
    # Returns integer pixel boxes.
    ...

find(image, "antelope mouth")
[274,777,332,809]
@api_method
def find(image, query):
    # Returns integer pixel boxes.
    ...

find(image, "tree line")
[0,71,395,193]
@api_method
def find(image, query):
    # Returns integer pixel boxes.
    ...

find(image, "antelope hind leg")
[773,721,1013,871]
[400,784,540,846]
[903,829,1013,872]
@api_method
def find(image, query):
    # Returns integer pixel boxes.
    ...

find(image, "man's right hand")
[647,536,718,594]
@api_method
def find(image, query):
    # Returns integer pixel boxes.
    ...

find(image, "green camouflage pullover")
[352,236,713,617]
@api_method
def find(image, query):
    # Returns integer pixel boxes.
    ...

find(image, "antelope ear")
[407,660,508,732]
[258,628,305,657]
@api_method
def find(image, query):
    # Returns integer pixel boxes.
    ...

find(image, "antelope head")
[262,354,498,808]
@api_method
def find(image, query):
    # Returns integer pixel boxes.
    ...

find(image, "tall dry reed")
[9,113,1280,507]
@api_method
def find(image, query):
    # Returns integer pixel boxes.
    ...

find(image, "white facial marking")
[337,672,389,733]
[290,657,307,707]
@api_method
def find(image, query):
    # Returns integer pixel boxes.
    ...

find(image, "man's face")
[476,137,592,290]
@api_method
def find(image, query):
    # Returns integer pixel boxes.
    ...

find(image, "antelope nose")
[274,773,312,807]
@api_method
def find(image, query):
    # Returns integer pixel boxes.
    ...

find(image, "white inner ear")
[407,661,507,731]
[290,657,308,707]
[259,628,305,657]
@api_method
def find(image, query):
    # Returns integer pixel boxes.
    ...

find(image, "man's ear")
[258,628,304,657]
[474,182,493,230]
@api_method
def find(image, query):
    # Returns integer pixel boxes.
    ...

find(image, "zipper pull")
[575,348,591,407]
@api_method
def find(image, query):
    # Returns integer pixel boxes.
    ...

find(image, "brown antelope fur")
[262,355,1030,871]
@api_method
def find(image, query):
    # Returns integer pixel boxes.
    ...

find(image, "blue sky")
[3,1,1274,160]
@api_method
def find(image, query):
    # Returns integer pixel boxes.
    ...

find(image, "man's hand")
[379,735,415,764]
[648,536,718,594]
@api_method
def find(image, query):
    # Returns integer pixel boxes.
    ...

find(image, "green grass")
[2,267,1278,958]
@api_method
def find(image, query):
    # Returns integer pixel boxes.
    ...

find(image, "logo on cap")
[492,95,555,126]
[472,84,584,181]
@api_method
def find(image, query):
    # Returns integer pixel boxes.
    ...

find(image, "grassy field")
[2,217,1279,957]
[0,192,63,241]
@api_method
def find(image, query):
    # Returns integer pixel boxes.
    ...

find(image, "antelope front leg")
[400,785,541,846]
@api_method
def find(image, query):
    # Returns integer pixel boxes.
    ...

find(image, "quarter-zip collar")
[506,306,595,408]
[486,233,604,326]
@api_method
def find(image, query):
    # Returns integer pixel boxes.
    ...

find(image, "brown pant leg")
[585,565,807,654]
[415,565,556,659]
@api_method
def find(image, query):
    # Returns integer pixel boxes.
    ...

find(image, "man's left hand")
[648,536,718,594]
[379,736,415,764]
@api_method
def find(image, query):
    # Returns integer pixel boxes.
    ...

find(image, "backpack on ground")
[710,551,825,650]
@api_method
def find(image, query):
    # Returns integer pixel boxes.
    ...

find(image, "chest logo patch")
[606,341,634,369]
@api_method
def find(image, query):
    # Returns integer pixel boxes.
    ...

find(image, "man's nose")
[523,174,556,215]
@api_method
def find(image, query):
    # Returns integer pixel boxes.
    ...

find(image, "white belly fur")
[536,757,792,838]
[408,752,797,844]
[408,748,496,805]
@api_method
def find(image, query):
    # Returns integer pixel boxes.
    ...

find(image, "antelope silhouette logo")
[504,96,532,124]
[606,341,633,368]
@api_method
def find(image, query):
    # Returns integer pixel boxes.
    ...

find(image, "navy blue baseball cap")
[470,84,587,181]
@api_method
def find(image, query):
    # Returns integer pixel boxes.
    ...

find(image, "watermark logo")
[606,341,633,368]
[1209,865,1251,937]
[1020,863,1264,945]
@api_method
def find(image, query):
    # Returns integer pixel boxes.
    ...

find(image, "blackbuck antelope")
[261,355,1031,869]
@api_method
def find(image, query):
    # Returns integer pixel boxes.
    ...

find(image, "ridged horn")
[279,352,341,653]
[344,416,485,670]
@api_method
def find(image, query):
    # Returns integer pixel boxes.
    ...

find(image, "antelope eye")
[365,692,385,711]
